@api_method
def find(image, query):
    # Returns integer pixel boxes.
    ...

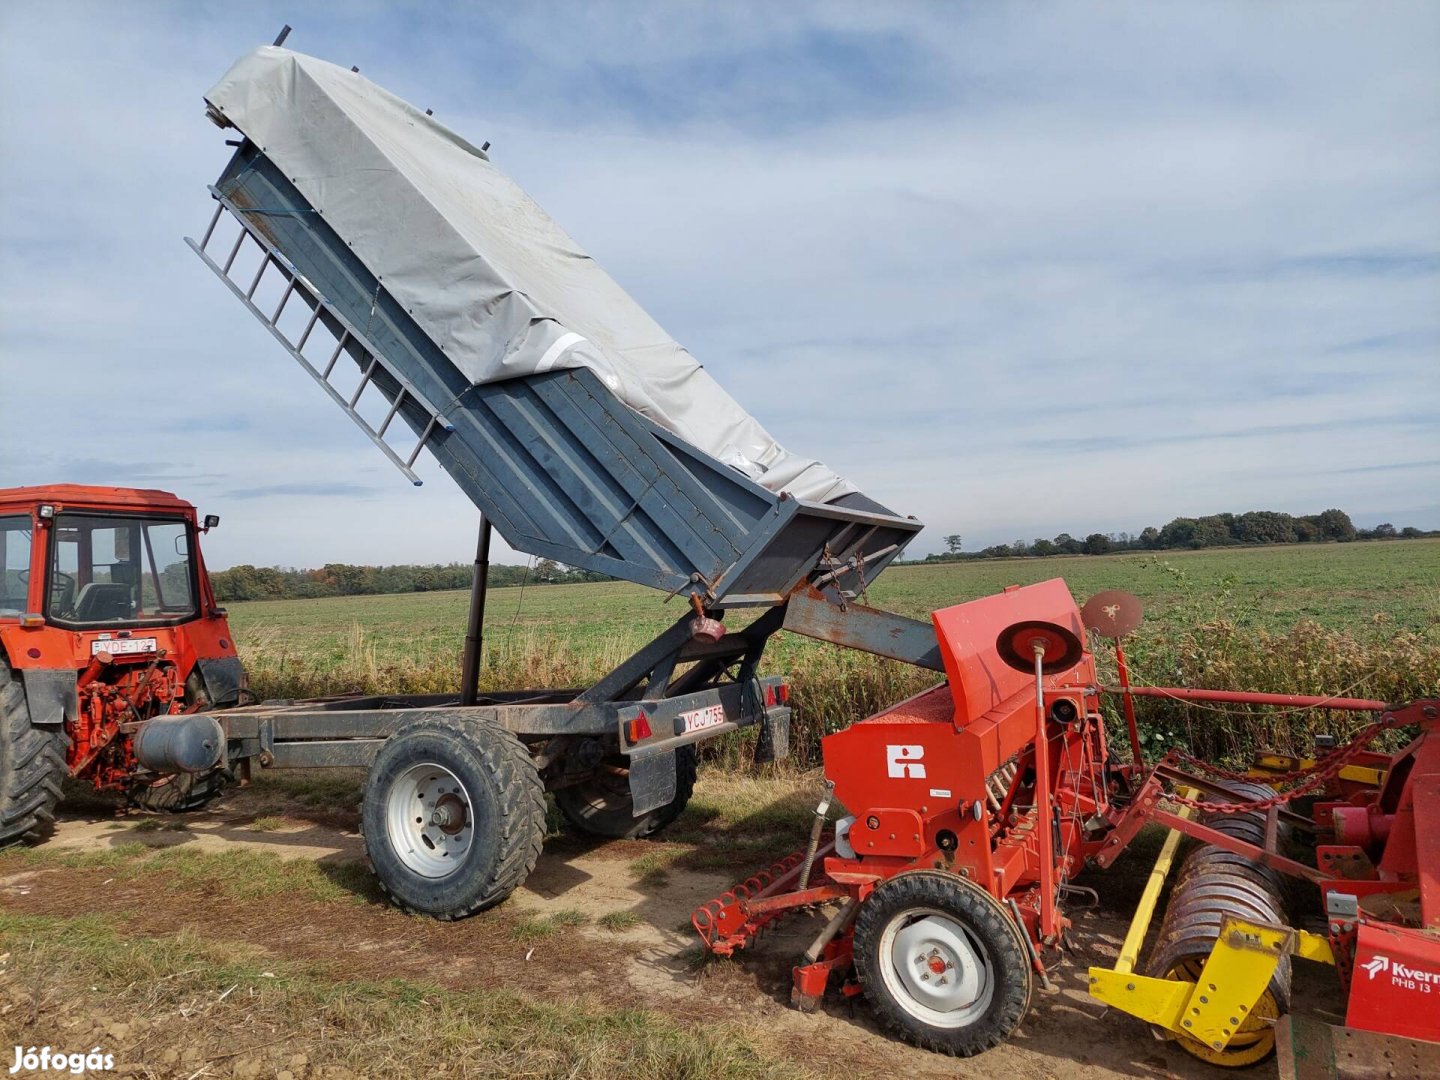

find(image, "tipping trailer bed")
[189,48,921,610]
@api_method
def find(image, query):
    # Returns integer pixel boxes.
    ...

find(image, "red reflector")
[765,685,776,707]
[625,714,653,743]
[777,683,790,704]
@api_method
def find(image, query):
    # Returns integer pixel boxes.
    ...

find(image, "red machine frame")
[692,579,1440,1055]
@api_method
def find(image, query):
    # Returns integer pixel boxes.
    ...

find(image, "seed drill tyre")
[554,744,697,840]
[0,651,67,847]
[362,716,545,919]
[853,870,1034,1056]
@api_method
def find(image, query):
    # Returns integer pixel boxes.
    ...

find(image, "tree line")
[211,558,608,602]
[925,509,1437,563]
[211,507,1435,600]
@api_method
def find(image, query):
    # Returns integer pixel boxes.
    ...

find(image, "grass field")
[226,539,1440,763]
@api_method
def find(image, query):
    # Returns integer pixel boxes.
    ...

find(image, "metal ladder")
[186,190,454,485]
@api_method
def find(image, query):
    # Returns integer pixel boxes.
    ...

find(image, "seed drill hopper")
[188,37,1438,1077]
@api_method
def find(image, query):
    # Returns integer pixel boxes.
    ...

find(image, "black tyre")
[362,716,545,919]
[554,744,696,839]
[128,769,230,813]
[0,652,68,847]
[853,870,1034,1056]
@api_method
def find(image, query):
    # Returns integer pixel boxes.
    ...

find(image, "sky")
[1,1,1436,571]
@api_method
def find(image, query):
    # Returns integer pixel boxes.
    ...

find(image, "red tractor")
[0,485,245,845]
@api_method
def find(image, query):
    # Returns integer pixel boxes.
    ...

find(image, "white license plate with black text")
[679,703,727,733]
[91,637,158,656]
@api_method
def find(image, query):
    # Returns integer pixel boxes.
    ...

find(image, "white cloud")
[1,1,1435,570]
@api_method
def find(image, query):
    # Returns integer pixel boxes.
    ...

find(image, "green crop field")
[225,539,1440,765]
[227,539,1440,665]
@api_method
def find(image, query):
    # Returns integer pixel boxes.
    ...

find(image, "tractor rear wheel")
[0,652,67,847]
[554,745,696,839]
[362,716,545,919]
[853,870,1034,1056]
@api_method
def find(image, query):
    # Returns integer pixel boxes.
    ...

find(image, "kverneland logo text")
[1361,954,1440,984]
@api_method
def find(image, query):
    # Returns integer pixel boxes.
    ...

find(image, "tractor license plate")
[91,637,157,656]
[680,704,727,733]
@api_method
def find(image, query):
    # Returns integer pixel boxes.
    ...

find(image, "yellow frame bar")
[1249,753,1384,789]
[1112,795,1198,975]
[1088,786,1336,1057]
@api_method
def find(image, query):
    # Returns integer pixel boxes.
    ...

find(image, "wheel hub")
[386,763,474,878]
[885,913,992,1026]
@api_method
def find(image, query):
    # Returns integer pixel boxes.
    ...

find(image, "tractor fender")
[0,632,78,727]
[17,668,77,727]
[194,656,247,707]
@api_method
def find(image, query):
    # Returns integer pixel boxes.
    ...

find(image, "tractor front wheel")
[853,870,1034,1056]
[128,769,230,813]
[0,652,67,847]
[362,716,545,919]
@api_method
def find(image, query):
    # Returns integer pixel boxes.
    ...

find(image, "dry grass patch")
[0,912,817,1080]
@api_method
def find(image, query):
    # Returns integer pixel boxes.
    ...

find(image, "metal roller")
[1144,782,1292,1066]
[1146,839,1291,1066]
[1198,779,1292,848]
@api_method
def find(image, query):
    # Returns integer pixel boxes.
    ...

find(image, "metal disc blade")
[1081,590,1144,638]
[995,620,1085,674]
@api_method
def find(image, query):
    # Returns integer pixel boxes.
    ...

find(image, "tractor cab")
[1,486,211,631]
[42,512,198,628]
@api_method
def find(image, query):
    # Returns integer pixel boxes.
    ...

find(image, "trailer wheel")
[362,716,544,918]
[853,870,1033,1056]
[0,652,67,848]
[554,745,696,839]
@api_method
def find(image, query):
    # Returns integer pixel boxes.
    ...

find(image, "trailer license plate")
[91,637,158,656]
[680,704,727,733]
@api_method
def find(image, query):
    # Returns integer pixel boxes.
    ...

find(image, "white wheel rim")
[385,762,474,878]
[879,908,995,1028]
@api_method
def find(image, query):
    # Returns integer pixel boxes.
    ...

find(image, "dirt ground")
[0,773,1333,1080]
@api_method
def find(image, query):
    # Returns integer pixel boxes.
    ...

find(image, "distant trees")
[919,507,1432,564]
[210,559,611,602]
[209,504,1433,601]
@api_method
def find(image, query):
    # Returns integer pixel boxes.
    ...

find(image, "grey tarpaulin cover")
[205,46,855,504]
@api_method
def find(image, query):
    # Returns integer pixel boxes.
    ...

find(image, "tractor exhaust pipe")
[133,715,225,775]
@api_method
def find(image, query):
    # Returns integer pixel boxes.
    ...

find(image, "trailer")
[182,37,930,918]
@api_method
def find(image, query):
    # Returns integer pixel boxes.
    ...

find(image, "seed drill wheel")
[554,745,697,839]
[853,870,1034,1056]
[0,650,67,847]
[362,716,544,918]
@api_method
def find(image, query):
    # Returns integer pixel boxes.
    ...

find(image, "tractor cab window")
[46,514,198,627]
[0,516,33,617]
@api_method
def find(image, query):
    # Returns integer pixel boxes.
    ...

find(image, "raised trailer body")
[191,61,921,609]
